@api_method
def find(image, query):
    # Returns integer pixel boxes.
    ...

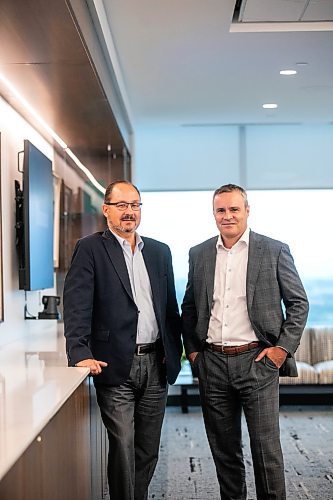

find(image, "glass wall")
[139,189,333,327]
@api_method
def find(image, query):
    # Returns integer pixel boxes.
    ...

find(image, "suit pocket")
[264,355,279,370]
[191,352,202,377]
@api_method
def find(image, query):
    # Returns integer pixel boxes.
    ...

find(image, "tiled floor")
[148,406,333,500]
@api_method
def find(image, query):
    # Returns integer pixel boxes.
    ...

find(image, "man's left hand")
[255,346,287,369]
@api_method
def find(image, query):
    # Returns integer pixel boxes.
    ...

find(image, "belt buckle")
[136,345,145,356]
[221,344,228,354]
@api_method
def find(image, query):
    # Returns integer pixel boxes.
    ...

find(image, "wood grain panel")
[0,382,91,500]
[0,0,130,182]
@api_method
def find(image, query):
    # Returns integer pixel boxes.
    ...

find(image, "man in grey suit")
[181,184,309,500]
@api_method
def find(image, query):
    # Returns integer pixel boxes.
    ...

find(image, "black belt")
[135,342,158,356]
[207,341,260,356]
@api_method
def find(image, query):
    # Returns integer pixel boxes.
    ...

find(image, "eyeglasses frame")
[104,201,142,211]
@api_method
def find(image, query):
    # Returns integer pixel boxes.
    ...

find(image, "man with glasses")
[182,184,308,500]
[64,180,182,500]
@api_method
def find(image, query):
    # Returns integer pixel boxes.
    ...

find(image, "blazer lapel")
[204,237,218,312]
[102,230,134,301]
[247,231,264,310]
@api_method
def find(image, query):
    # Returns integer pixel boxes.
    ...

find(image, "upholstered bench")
[311,327,333,384]
[279,327,333,385]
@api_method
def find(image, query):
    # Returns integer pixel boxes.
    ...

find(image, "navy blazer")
[64,230,182,385]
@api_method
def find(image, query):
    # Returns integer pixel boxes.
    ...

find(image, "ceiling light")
[262,103,278,109]
[0,73,105,194]
[0,73,67,149]
[280,70,297,76]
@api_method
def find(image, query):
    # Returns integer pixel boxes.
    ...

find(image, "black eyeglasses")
[104,202,142,211]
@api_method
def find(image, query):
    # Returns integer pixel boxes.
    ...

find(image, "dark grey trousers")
[95,351,168,500]
[195,347,286,500]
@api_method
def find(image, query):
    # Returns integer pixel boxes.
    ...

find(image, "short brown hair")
[213,183,248,207]
[104,180,141,203]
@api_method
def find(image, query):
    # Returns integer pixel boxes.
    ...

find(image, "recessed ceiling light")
[262,103,278,109]
[280,69,297,75]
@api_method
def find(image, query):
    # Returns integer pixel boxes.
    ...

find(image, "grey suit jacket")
[181,230,309,376]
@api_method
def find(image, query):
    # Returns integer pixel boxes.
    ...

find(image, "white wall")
[133,125,241,190]
[246,125,333,189]
[133,124,333,191]
[0,98,56,347]
[0,98,100,348]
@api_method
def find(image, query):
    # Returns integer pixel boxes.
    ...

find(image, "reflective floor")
[148,406,333,500]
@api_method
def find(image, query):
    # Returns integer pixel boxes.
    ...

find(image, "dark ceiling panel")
[0,0,128,174]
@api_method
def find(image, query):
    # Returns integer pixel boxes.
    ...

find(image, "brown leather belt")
[207,341,260,356]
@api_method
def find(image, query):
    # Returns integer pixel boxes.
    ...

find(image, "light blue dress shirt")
[111,230,159,344]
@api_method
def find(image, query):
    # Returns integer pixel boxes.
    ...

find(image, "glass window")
[140,189,333,327]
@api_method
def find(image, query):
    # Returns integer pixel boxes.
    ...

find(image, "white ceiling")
[96,0,333,127]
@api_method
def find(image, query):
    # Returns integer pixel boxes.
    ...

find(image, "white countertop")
[0,324,89,480]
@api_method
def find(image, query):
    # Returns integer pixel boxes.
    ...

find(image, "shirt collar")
[110,229,144,251]
[217,226,250,250]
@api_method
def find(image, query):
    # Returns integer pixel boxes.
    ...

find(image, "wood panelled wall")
[0,379,109,500]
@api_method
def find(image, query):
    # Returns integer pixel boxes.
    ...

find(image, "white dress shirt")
[207,227,258,346]
[111,230,159,344]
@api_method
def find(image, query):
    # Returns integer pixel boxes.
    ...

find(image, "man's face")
[213,191,249,247]
[102,184,141,237]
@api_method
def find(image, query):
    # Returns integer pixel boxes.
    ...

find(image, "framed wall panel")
[53,175,61,269]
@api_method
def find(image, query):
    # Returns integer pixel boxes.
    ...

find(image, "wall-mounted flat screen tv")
[16,140,54,291]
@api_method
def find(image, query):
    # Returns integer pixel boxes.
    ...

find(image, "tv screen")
[17,140,54,291]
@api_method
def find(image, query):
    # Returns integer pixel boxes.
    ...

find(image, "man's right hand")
[188,352,199,364]
[75,359,108,375]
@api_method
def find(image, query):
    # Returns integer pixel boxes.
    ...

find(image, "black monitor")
[15,140,54,291]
